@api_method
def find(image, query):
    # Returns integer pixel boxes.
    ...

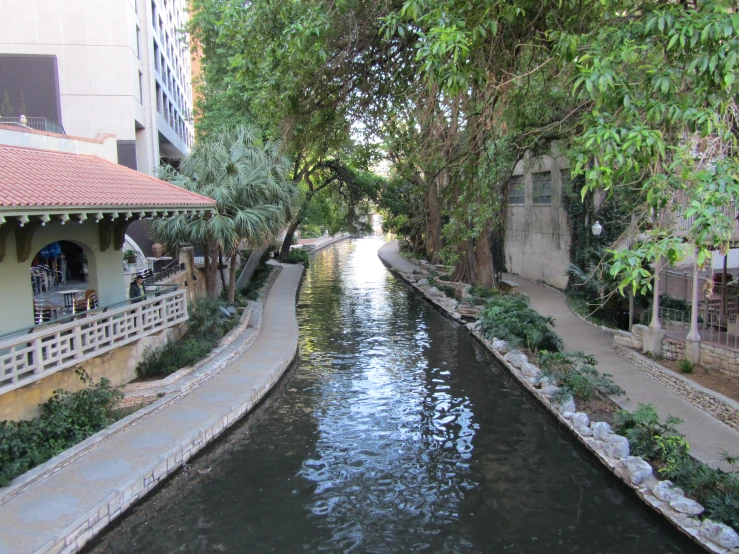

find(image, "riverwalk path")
[0,262,303,554]
[378,240,739,471]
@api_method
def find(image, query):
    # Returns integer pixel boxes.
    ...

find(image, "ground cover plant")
[539,351,625,402]
[239,264,275,302]
[614,404,739,531]
[479,293,563,352]
[136,298,239,379]
[284,248,309,266]
[0,370,123,486]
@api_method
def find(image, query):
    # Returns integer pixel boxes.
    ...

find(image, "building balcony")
[0,116,65,135]
[0,288,188,396]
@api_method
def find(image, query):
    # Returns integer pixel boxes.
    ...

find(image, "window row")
[509,168,572,206]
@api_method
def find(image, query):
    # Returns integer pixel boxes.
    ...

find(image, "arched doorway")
[30,240,93,323]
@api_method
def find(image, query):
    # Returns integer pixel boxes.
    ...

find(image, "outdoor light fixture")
[110,212,119,220]
[77,213,87,224]
[139,211,146,218]
[95,213,104,222]
[0,216,5,225]
[18,114,27,126]
[39,214,50,226]
[591,221,603,236]
[125,211,133,220]
[59,213,69,225]
[17,215,29,227]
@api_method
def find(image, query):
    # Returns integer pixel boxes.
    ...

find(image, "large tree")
[150,126,299,301]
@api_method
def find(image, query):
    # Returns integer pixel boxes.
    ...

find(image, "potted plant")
[123,249,138,272]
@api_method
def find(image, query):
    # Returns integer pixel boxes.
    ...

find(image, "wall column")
[685,248,702,363]
[643,256,666,356]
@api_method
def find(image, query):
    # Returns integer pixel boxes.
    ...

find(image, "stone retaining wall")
[615,345,739,433]
[613,326,739,378]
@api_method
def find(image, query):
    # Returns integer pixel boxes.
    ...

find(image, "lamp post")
[591,220,603,238]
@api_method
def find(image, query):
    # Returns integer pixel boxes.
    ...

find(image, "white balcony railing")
[0,289,188,396]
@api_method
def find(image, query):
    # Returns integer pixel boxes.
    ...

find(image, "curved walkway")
[379,241,739,471]
[0,263,303,554]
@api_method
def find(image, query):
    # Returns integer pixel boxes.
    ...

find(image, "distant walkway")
[378,241,739,470]
[0,263,303,554]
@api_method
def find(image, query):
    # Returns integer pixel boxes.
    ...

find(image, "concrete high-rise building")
[0,0,194,175]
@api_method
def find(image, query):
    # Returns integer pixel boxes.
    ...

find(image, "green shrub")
[469,286,499,299]
[678,359,694,374]
[539,351,624,402]
[187,297,238,341]
[0,369,123,486]
[240,264,274,301]
[135,336,217,379]
[613,403,684,460]
[437,284,456,298]
[479,293,563,352]
[285,248,309,266]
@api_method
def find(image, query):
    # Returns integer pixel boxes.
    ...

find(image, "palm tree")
[151,126,299,301]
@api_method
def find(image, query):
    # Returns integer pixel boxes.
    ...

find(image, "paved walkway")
[0,263,303,554]
[379,241,739,471]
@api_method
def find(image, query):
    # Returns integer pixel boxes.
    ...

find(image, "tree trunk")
[227,250,239,303]
[279,217,302,261]
[451,240,478,284]
[203,243,219,299]
[475,223,496,289]
[219,249,227,292]
[425,174,443,264]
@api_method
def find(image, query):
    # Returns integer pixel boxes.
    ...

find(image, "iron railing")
[0,117,65,134]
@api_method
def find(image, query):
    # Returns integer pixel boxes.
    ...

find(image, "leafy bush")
[678,359,694,374]
[613,404,684,459]
[135,297,238,379]
[614,404,739,530]
[469,286,499,299]
[136,337,217,379]
[0,369,123,486]
[285,248,309,266]
[187,297,238,341]
[479,293,563,352]
[240,264,274,301]
[539,350,624,402]
[437,284,456,298]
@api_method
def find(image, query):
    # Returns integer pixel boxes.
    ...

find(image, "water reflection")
[86,238,699,554]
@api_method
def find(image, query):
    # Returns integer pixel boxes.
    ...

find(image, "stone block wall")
[700,342,739,378]
[615,346,739,432]
[663,338,686,361]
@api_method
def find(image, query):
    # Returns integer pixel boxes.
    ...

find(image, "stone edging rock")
[0,266,284,509]
[615,345,739,433]
[383,263,739,553]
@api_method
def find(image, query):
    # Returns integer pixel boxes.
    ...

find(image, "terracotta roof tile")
[0,145,215,209]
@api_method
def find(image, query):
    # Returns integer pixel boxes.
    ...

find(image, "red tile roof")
[0,145,215,210]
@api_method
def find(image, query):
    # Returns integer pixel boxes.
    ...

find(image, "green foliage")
[122,249,137,263]
[479,293,563,352]
[614,404,684,460]
[555,1,739,295]
[135,298,239,379]
[284,248,310,266]
[187,298,239,341]
[239,264,275,302]
[136,337,217,379]
[616,404,739,530]
[0,370,123,486]
[678,359,694,374]
[437,284,456,298]
[539,351,624,402]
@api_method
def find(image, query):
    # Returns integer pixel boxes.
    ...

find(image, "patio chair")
[73,290,98,314]
[33,300,61,324]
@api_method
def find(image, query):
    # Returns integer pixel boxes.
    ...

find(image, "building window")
[155,83,162,113]
[560,168,571,200]
[532,171,552,205]
[153,42,160,72]
[138,71,144,103]
[509,175,524,205]
[136,26,141,59]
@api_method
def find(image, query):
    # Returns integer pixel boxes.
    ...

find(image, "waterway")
[86,238,700,553]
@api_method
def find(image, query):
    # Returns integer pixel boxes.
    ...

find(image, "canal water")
[86,238,699,553]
